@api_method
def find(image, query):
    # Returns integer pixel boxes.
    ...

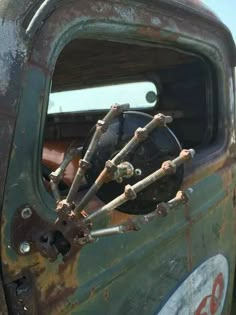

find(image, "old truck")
[0,0,236,314]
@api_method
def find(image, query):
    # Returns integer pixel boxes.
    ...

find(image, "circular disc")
[84,111,183,214]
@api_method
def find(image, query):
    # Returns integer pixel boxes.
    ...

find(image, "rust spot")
[184,203,193,271]
[104,288,109,302]
[109,210,133,226]
[38,284,77,314]
[89,287,96,299]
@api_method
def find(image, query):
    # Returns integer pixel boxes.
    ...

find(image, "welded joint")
[96,119,108,133]
[154,113,173,127]
[111,103,130,114]
[180,149,195,161]
[156,188,193,216]
[161,160,176,175]
[124,184,137,200]
[105,160,118,173]
[79,159,91,171]
[135,127,148,141]
[50,180,61,202]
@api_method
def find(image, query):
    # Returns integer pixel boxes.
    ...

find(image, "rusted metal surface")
[83,149,194,222]
[67,103,130,203]
[76,113,173,212]
[42,140,81,186]
[84,188,193,241]
[0,0,235,314]
[0,278,8,315]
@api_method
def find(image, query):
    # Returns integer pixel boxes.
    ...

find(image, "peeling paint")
[0,18,26,95]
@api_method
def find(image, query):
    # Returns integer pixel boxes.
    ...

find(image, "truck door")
[1,1,236,314]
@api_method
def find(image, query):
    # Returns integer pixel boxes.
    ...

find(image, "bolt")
[135,169,142,176]
[21,207,32,219]
[19,242,31,254]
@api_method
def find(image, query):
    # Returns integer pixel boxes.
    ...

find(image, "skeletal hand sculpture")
[49,104,194,253]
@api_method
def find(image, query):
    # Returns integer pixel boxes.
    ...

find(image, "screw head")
[19,242,31,254]
[21,207,32,219]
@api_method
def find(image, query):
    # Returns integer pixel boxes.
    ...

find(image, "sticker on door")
[157,254,229,315]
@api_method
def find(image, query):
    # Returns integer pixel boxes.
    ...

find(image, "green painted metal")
[0,0,236,314]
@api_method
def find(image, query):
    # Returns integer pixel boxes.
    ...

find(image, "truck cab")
[0,0,236,314]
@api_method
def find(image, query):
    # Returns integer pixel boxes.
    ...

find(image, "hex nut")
[105,160,117,173]
[135,128,148,141]
[21,207,32,219]
[161,160,176,175]
[124,185,137,200]
[79,159,91,170]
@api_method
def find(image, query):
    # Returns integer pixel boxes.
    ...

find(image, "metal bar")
[50,147,82,181]
[76,113,173,212]
[50,180,61,202]
[83,149,195,222]
[113,113,172,165]
[82,189,193,242]
[66,104,129,203]
[90,226,124,238]
[49,147,82,202]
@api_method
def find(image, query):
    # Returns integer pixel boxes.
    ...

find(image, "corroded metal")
[81,188,193,243]
[1,0,236,314]
[83,149,195,222]
[76,113,173,212]
[49,147,82,202]
[66,103,130,203]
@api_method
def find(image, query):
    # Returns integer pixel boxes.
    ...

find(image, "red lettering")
[210,273,224,314]
[195,295,211,315]
[194,273,224,315]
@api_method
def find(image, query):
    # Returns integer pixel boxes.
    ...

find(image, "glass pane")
[48,81,158,114]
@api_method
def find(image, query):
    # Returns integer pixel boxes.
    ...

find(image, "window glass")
[48,81,158,114]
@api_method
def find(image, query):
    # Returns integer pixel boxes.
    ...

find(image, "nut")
[105,160,117,173]
[21,207,32,219]
[79,159,91,170]
[180,149,195,161]
[135,127,148,141]
[161,160,176,175]
[154,113,173,127]
[124,185,137,200]
[156,203,169,217]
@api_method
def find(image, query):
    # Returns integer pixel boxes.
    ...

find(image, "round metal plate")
[84,111,183,214]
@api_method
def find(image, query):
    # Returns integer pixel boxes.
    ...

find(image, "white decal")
[158,254,228,315]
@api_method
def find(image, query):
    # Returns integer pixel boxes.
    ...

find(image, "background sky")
[202,0,236,41]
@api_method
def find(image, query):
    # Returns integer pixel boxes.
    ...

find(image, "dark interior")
[45,38,214,149]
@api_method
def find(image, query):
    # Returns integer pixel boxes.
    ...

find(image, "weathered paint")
[0,0,235,314]
[157,254,229,315]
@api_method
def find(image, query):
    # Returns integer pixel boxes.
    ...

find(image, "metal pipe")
[83,188,193,242]
[49,147,82,201]
[90,226,124,238]
[50,180,61,202]
[66,104,129,203]
[83,149,195,222]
